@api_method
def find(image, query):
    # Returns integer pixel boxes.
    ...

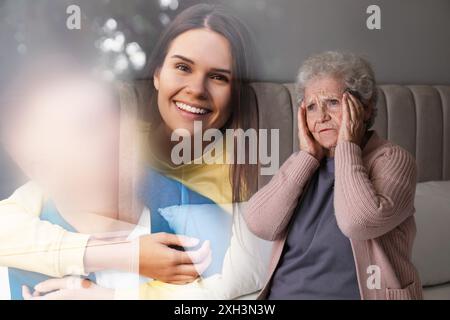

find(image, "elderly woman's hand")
[337,92,366,146]
[298,102,325,160]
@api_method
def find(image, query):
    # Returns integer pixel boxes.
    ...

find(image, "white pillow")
[412,181,450,286]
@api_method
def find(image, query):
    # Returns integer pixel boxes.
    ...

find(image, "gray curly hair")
[296,51,378,128]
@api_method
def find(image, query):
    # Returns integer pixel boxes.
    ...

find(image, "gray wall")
[217,0,450,85]
[2,0,449,85]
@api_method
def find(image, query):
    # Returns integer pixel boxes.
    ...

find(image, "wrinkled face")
[153,28,233,136]
[12,76,119,210]
[304,76,346,150]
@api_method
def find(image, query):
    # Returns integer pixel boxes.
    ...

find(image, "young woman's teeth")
[175,102,208,115]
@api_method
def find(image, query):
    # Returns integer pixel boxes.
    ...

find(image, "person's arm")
[244,151,319,241]
[84,232,209,284]
[334,92,417,241]
[334,142,417,241]
[0,182,89,277]
[115,203,272,300]
[0,183,207,282]
[244,102,322,241]
[23,202,270,300]
[83,237,135,274]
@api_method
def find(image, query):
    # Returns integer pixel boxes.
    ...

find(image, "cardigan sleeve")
[334,141,417,241]
[243,151,320,241]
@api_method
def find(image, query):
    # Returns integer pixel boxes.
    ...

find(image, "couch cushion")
[412,180,450,286]
[423,283,450,300]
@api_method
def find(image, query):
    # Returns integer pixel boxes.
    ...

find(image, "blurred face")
[153,28,233,136]
[11,76,119,211]
[304,76,345,150]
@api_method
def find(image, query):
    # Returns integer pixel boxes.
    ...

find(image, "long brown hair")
[147,3,259,203]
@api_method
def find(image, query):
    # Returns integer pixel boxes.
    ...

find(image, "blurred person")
[0,61,211,300]
[0,3,270,300]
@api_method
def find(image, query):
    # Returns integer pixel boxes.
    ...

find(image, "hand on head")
[298,101,325,161]
[298,87,369,160]
[337,91,367,146]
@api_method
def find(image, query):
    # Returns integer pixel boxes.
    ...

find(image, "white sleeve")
[202,202,272,299]
[122,202,272,300]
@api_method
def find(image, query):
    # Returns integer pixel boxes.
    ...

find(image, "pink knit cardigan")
[244,131,423,300]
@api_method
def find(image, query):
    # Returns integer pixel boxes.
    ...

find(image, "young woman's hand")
[22,278,113,300]
[138,233,212,284]
[298,102,325,161]
[338,92,366,146]
[84,232,211,285]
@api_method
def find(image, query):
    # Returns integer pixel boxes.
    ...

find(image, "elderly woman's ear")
[297,100,325,161]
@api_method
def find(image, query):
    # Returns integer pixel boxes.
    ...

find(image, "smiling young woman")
[146,3,260,204]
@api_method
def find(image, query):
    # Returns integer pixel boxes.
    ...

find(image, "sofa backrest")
[252,83,450,185]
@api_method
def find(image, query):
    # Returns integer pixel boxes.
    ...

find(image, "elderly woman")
[244,51,422,300]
